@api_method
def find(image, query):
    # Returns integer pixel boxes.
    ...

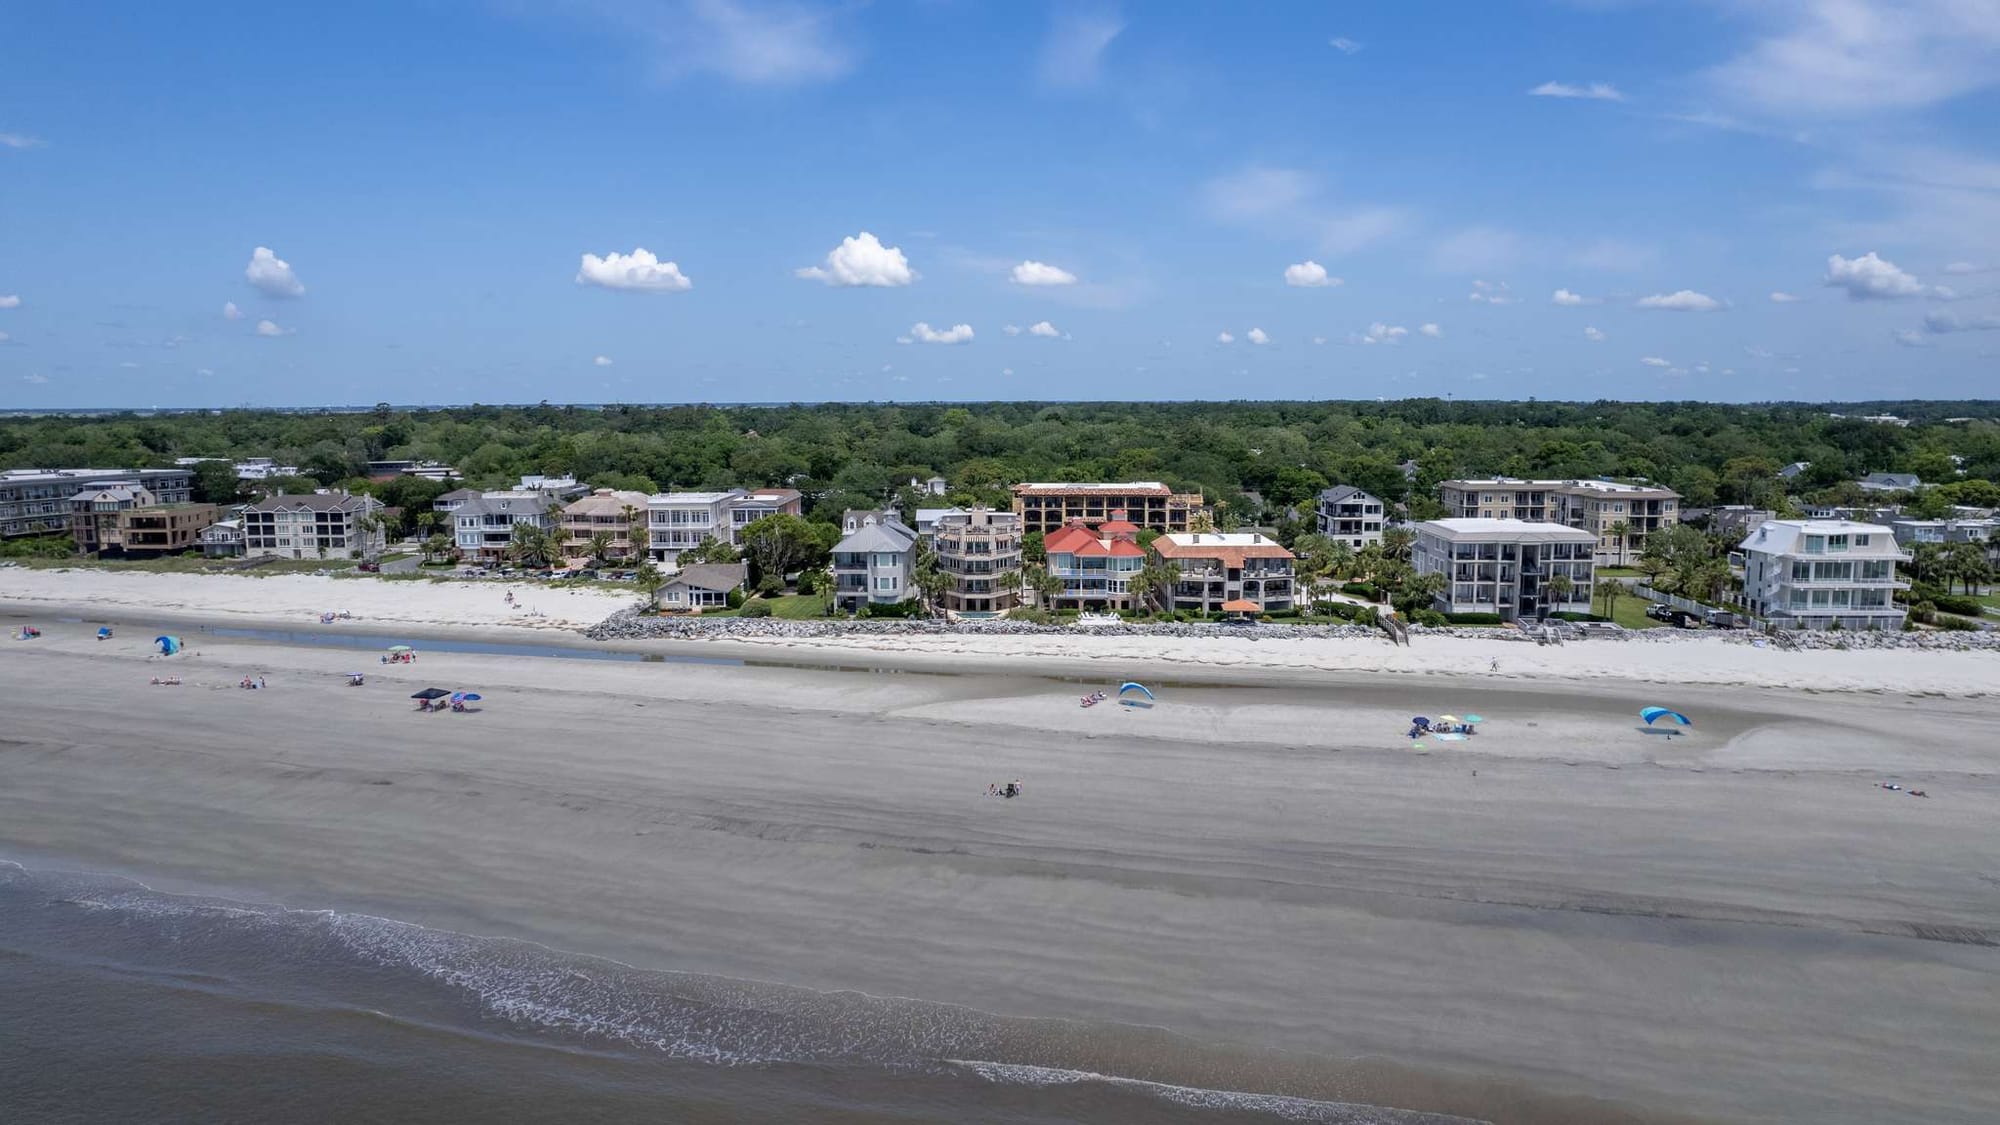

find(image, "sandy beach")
[3,572,1998,1123]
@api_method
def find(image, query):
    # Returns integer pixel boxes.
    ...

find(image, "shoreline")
[2,612,1997,1123]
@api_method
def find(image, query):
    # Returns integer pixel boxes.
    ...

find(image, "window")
[875,576,898,592]
[1828,535,1849,552]
[1855,534,1870,546]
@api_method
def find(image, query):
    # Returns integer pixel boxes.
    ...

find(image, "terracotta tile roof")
[1105,540,1145,558]
[1150,533,1294,569]
[1221,599,1261,613]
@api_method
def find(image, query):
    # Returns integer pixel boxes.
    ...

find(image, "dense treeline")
[5,400,1999,523]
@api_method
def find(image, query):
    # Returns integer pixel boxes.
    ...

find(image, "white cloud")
[1528,80,1624,101]
[1002,324,1022,336]
[1360,322,1408,345]
[1583,326,1607,342]
[1925,310,2000,333]
[795,231,914,287]
[1328,36,1362,54]
[1434,227,1525,274]
[1038,10,1123,89]
[1769,290,1803,303]
[1551,288,1599,306]
[1942,261,1988,275]
[254,319,291,337]
[1635,289,1722,311]
[1418,323,1443,338]
[22,373,48,384]
[1467,279,1517,305]
[221,300,246,320]
[1215,331,1235,344]
[576,248,693,292]
[1311,335,1328,345]
[0,332,9,343]
[1203,166,1408,254]
[245,246,304,298]
[1891,328,1929,348]
[196,368,215,377]
[1284,260,1341,288]
[1246,327,1270,345]
[1027,320,1063,338]
[1705,1,2000,116]
[607,0,854,87]
[1010,260,1077,286]
[907,321,973,345]
[118,361,140,369]
[0,132,44,149]
[1640,356,1672,367]
[1823,251,1935,299]
[0,294,19,308]
[593,355,614,366]
[1001,367,1014,376]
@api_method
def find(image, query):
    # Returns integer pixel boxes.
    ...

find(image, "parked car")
[357,560,380,572]
[1645,603,1673,621]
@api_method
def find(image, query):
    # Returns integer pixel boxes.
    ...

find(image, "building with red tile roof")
[1150,531,1296,614]
[1042,511,1147,610]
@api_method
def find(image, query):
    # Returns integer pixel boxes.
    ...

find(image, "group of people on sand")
[986,780,1024,799]
[1880,783,1930,798]
[238,675,267,690]
[149,675,181,686]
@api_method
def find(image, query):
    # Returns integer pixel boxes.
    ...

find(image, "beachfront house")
[656,562,749,612]
[199,518,245,558]
[447,492,558,564]
[645,488,805,570]
[932,508,1023,615]
[911,506,967,543]
[1314,486,1385,551]
[1043,512,1145,611]
[1010,481,1210,535]
[560,489,652,563]
[67,486,219,558]
[1738,520,1909,631]
[831,509,917,613]
[1150,531,1296,615]
[1857,472,1923,494]
[241,493,387,559]
[516,474,588,501]
[1411,519,1596,622]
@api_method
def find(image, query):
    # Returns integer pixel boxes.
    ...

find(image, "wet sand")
[2,620,1997,1123]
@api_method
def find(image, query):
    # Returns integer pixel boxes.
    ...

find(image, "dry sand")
[2,605,1997,1124]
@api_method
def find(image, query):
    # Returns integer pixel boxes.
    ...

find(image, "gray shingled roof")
[665,562,748,592]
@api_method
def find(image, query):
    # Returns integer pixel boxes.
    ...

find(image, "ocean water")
[0,861,1485,1125]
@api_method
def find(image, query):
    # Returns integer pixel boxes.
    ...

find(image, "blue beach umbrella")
[154,635,182,656]
[1117,682,1154,700]
[1640,706,1692,726]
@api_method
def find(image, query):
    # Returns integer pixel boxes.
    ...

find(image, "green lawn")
[765,592,831,619]
[1595,592,1664,630]
[1596,565,1645,578]
[18,555,356,576]
[1978,593,2000,615]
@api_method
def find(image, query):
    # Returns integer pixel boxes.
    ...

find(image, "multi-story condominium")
[448,492,557,563]
[1699,505,1776,540]
[1437,477,1679,565]
[1315,486,1385,551]
[241,493,386,559]
[1042,512,1145,610]
[560,489,652,561]
[1151,532,1296,614]
[932,508,1023,615]
[69,486,218,557]
[1011,481,1209,535]
[1,467,194,539]
[1738,520,1909,631]
[911,506,967,543]
[831,510,917,613]
[516,474,589,500]
[644,488,805,568]
[1888,517,1996,549]
[1412,519,1596,622]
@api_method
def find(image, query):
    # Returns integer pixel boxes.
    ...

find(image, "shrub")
[1340,582,1378,600]
[795,570,820,595]
[1007,606,1053,624]
[1935,613,1979,631]
[726,588,745,609]
[1352,606,1379,628]
[861,599,923,619]
[756,575,784,598]
[1550,611,1609,623]
[1442,612,1505,625]
[739,601,773,618]
[1931,594,1983,617]
[1410,609,1449,627]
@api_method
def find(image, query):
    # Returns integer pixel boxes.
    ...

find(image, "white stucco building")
[1412,519,1596,621]
[1738,520,1908,631]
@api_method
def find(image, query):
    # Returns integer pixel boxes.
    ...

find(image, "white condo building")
[1412,519,1596,621]
[1738,520,1908,631]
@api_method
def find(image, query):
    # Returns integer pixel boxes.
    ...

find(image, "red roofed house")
[1043,510,1147,610]
[1150,531,1296,615]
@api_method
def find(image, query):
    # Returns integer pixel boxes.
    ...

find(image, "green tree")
[1606,519,1632,567]
[1022,562,1062,608]
[634,560,666,606]
[189,459,244,506]
[738,514,836,585]
[587,530,615,564]
[1546,572,1575,610]
[421,533,452,564]
[682,535,740,565]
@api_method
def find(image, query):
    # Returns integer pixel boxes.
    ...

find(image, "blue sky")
[2,0,1997,407]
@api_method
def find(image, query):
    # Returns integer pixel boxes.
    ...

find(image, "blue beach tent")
[1640,706,1691,726]
[155,635,182,656]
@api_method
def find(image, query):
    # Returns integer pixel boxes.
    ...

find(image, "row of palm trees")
[1907,539,1993,596]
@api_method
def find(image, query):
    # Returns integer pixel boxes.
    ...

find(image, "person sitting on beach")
[1002,781,1021,799]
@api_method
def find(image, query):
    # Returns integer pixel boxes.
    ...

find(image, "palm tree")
[621,504,645,562]
[634,561,666,607]
[1130,558,1181,615]
[1022,562,1062,609]
[1546,572,1575,611]
[422,533,452,564]
[414,510,439,541]
[1908,541,1943,588]
[587,530,615,565]
[1327,539,1355,581]
[1606,519,1631,567]
[1380,526,1415,564]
